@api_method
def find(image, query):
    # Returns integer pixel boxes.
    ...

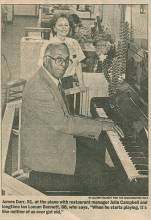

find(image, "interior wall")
[92,5,121,44]
[102,5,121,43]
[95,4,147,48]
[125,4,148,49]
[131,5,148,40]
[14,5,39,16]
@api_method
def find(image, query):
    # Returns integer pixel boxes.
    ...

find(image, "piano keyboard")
[96,107,148,181]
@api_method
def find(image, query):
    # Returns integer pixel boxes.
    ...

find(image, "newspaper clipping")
[0,0,150,220]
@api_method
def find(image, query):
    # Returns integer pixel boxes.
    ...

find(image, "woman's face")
[54,17,70,38]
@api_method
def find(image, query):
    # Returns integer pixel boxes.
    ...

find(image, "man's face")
[45,44,69,79]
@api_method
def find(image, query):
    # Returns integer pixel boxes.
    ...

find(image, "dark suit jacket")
[20,67,104,175]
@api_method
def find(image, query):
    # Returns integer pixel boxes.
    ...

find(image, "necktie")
[58,81,70,114]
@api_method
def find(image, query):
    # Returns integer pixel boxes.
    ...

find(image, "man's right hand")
[94,118,114,141]
[102,119,114,131]
[98,118,114,131]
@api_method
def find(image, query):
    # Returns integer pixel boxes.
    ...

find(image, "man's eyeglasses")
[46,55,73,65]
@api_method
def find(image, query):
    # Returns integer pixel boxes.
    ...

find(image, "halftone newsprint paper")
[0,0,150,219]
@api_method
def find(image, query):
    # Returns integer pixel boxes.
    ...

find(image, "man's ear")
[43,56,48,67]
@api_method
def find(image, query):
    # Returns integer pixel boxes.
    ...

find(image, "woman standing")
[50,13,85,89]
[50,13,86,114]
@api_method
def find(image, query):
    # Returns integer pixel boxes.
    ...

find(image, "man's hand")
[101,118,115,131]
[97,118,114,131]
[94,118,114,141]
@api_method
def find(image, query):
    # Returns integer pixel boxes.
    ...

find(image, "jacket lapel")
[38,67,69,116]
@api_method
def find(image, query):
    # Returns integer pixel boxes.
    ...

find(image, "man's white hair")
[38,38,67,67]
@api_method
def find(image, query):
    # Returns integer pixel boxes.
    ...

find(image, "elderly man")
[21,42,115,194]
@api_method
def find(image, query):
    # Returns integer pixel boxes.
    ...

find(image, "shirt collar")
[42,65,59,86]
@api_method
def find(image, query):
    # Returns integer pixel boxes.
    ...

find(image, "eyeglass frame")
[45,55,73,65]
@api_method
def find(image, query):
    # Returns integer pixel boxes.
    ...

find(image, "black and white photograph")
[1,2,149,200]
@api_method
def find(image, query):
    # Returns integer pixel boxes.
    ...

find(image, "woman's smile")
[54,17,70,38]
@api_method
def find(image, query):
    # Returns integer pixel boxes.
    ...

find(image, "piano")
[90,81,148,195]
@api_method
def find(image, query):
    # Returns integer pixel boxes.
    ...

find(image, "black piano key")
[123,141,138,147]
[126,147,148,160]
[126,148,144,154]
[131,157,148,165]
[125,146,143,152]
[135,164,148,170]
[128,152,144,157]
[138,170,148,175]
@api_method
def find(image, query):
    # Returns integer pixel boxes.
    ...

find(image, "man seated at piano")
[20,40,117,195]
